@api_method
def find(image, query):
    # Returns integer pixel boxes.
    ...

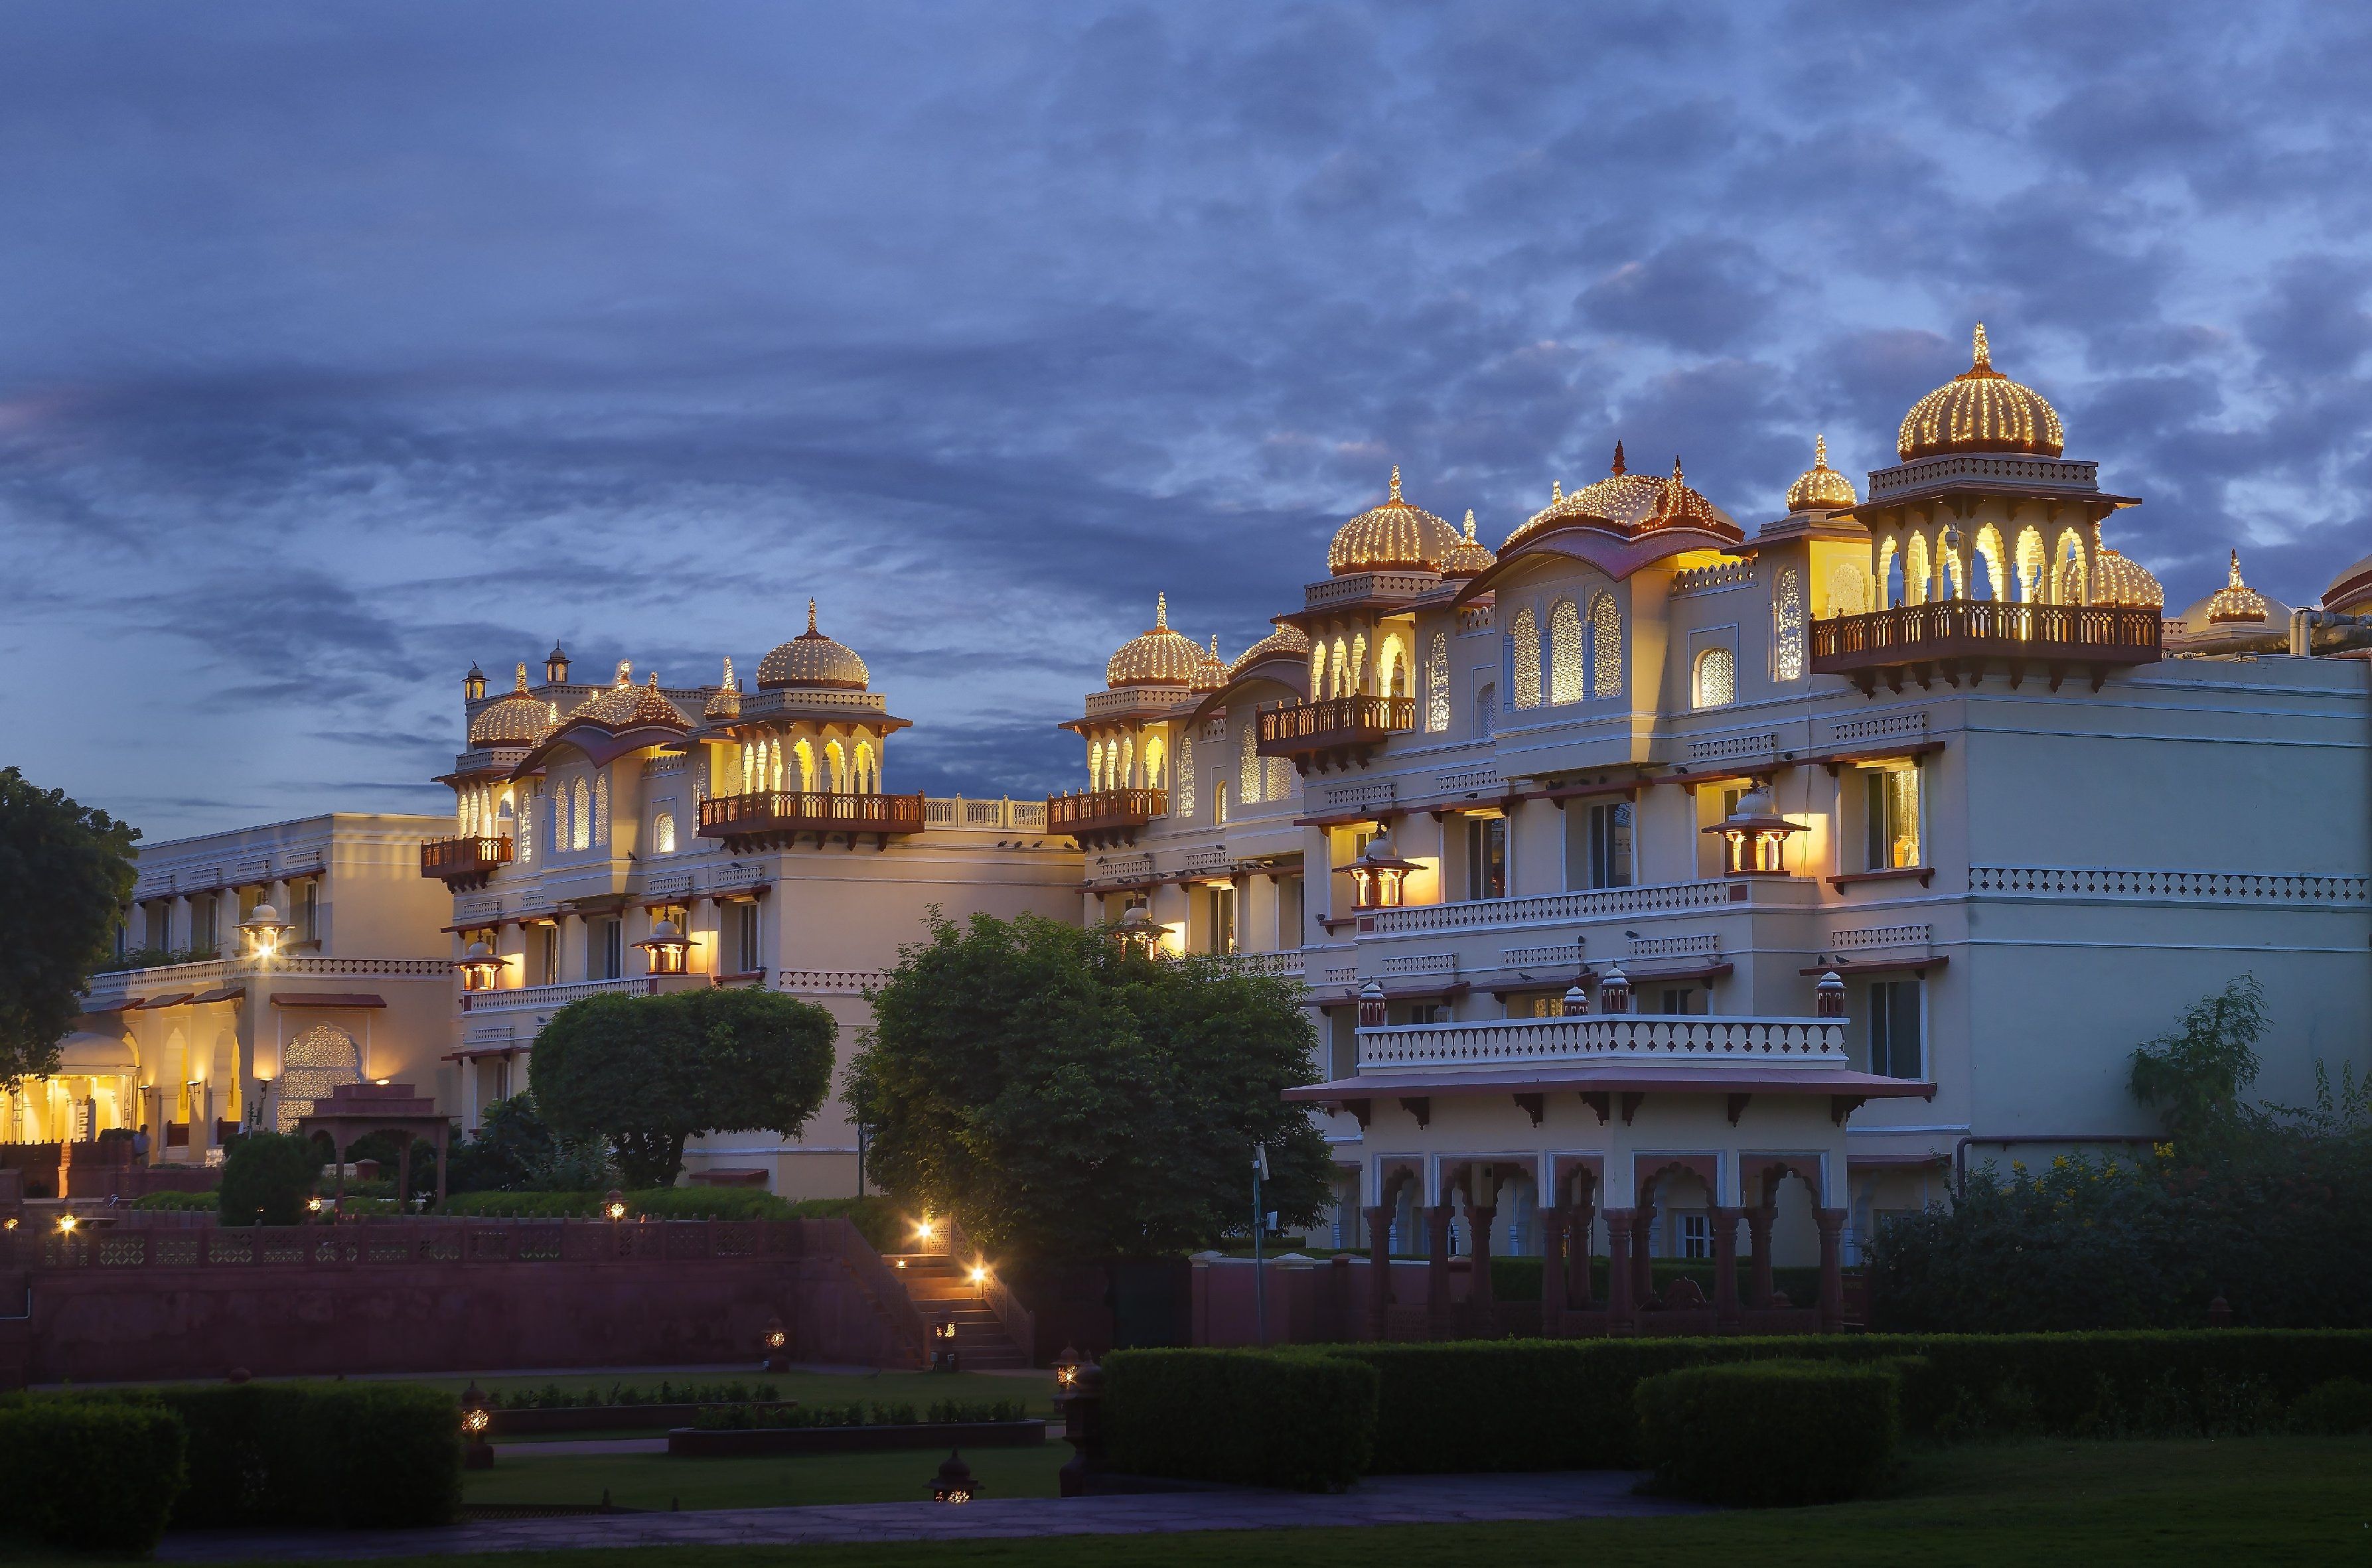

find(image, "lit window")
[571,778,590,850]
[1088,740,1103,791]
[1473,679,1496,739]
[1828,562,1868,617]
[654,812,676,855]
[1509,608,1540,709]
[1425,632,1449,733]
[1679,1212,1710,1259]
[1176,735,1195,818]
[1589,594,1621,697]
[1240,726,1262,806]
[1773,567,1805,681]
[593,774,610,846]
[1214,781,1228,825]
[1864,767,1921,869]
[1350,632,1368,695]
[1548,600,1584,704]
[1692,647,1735,709]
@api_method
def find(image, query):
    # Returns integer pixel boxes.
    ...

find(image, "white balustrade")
[1970,867,2368,905]
[1357,1014,1848,1070]
[1364,881,1734,936]
[459,977,640,1014]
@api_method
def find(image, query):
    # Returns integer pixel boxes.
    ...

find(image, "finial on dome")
[1155,591,1169,630]
[1388,464,1402,502]
[1463,509,1478,542]
[1972,322,1991,370]
[1209,634,1221,658]
[721,656,737,692]
[806,598,819,635]
[1552,479,1563,503]
[513,662,529,693]
[2229,549,2245,588]
[1815,433,1829,468]
[646,672,659,689]
[1611,441,1626,475]
[1670,456,1686,482]
[613,660,631,687]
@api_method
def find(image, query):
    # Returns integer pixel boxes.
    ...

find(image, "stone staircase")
[885,1252,1027,1370]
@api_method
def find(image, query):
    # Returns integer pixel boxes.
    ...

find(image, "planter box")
[668,1419,1045,1457]
[490,1402,798,1437]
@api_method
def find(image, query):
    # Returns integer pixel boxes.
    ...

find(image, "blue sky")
[4,3,2369,839]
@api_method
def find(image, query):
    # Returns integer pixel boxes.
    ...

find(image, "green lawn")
[469,1444,1068,1510]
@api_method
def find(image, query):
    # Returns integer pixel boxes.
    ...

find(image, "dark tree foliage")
[443,1092,614,1193]
[848,912,1331,1259]
[0,767,139,1086]
[530,987,835,1188]
[2128,973,2269,1150]
[218,1131,324,1226]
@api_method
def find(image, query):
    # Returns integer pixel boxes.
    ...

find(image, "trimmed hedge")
[1636,1360,1901,1506]
[1102,1348,1377,1492]
[439,1186,790,1221]
[159,1383,461,1528]
[2288,1378,2372,1436]
[1321,1329,2372,1471]
[0,1399,188,1553]
[1487,1255,1824,1309]
[129,1189,220,1211]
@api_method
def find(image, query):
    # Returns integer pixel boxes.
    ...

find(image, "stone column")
[1569,1203,1597,1309]
[1631,1200,1657,1307]
[1747,1206,1775,1308]
[1363,1204,1392,1340]
[1601,1208,1636,1333]
[1712,1206,1743,1333]
[1468,1203,1498,1332]
[1816,1207,1848,1333]
[1425,1203,1454,1340]
[1539,1206,1568,1330]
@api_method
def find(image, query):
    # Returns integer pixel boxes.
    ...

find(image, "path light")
[930,1318,960,1375]
[461,1381,494,1469]
[307,1195,326,1216]
[932,1449,974,1504]
[56,1213,78,1234]
[968,1263,988,1287]
[1053,1345,1082,1393]
[912,1216,936,1245]
[604,1189,628,1223]
[762,1315,788,1374]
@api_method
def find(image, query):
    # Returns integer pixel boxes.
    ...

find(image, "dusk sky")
[5,3,2369,843]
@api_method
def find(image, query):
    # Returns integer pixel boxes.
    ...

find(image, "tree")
[2128,973,2268,1149]
[848,912,1332,1260]
[530,987,836,1188]
[443,1092,615,1194]
[218,1131,323,1226]
[0,768,139,1087]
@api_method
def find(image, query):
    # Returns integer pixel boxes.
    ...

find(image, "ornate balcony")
[421,835,513,889]
[1045,788,1165,849]
[1256,695,1415,773]
[697,790,927,850]
[1811,602,2161,695]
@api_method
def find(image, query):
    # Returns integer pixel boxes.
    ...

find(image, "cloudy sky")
[5,2,2369,843]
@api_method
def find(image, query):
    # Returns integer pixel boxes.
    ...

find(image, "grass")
[468,1445,1068,1510]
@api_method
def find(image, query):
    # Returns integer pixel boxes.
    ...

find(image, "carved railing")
[420,835,514,881]
[1256,695,1414,758]
[698,791,927,841]
[1045,789,1166,840]
[1358,1015,1848,1070]
[1811,602,2162,677]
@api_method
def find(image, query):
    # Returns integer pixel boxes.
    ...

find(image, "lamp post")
[762,1315,788,1374]
[603,1188,628,1223]
[461,1381,494,1468]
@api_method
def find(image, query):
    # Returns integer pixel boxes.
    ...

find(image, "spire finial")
[1463,508,1477,542]
[721,656,737,692]
[1670,456,1686,482]
[806,598,818,635]
[2228,549,2244,588]
[513,662,529,693]
[1611,441,1626,475]
[1972,322,1990,370]
[1155,591,1169,630]
[646,671,660,689]
[614,659,631,687]
[1552,479,1563,503]
[1815,433,1829,468]
[1388,464,1402,502]
[1209,634,1220,658]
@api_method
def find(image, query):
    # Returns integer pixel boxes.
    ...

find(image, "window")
[1828,561,1868,617]
[1657,987,1707,1017]
[1870,979,1923,1079]
[1278,877,1303,949]
[1407,1003,1449,1025]
[1773,567,1805,681]
[534,923,558,985]
[653,810,676,855]
[1425,632,1450,733]
[1512,993,1564,1019]
[593,774,610,846]
[1548,599,1584,703]
[1240,725,1262,804]
[733,902,761,974]
[1509,607,1541,709]
[569,778,590,849]
[1466,816,1508,901]
[1206,885,1237,955]
[1864,767,1921,869]
[1328,1010,1358,1080]
[1566,800,1633,890]
[1214,781,1228,825]
[190,894,218,957]
[1473,679,1496,739]
[1692,646,1735,709]
[1176,735,1195,818]
[1678,1212,1711,1259]
[1589,593,1622,696]
[293,880,319,943]
[145,902,171,951]
[592,918,623,980]
[1143,734,1165,790]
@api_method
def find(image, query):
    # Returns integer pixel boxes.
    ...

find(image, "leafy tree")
[530,987,835,1188]
[848,912,1332,1259]
[218,1131,323,1226]
[0,768,139,1087]
[444,1092,615,1194]
[2128,973,2268,1149]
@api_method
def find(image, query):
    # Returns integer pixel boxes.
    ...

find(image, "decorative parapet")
[457,976,640,1015]
[1320,777,1397,813]
[1669,559,1757,597]
[1686,731,1779,764]
[1305,571,1439,609]
[1377,951,1457,977]
[1628,932,1718,960]
[1358,1013,1848,1070]
[1832,922,1931,952]
[1970,867,2369,905]
[1204,950,1305,979]
[1086,852,1155,887]
[927,796,1051,831]
[1823,709,1929,747]
[1433,766,1503,796]
[1364,880,1734,937]
[775,969,885,995]
[1866,452,2100,500]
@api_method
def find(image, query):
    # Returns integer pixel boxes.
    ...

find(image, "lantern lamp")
[1345,833,1421,911]
[461,1381,494,1468]
[56,1213,78,1235]
[930,1318,960,1374]
[239,902,293,961]
[1110,904,1173,954]
[912,1216,936,1245]
[454,939,502,992]
[603,1189,628,1222]
[1700,784,1806,876]
[762,1315,789,1373]
[932,1449,974,1504]
[1053,1345,1082,1393]
[634,918,691,975]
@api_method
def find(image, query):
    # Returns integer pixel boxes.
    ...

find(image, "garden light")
[461,1382,495,1468]
[968,1264,987,1286]
[1053,1346,1082,1391]
[913,1218,935,1243]
[932,1449,974,1504]
[604,1189,628,1222]
[56,1214,78,1234]
[762,1315,789,1372]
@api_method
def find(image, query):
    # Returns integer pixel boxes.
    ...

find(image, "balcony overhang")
[1256,695,1415,774]
[421,835,514,890]
[696,790,926,851]
[1811,602,2161,696]
[1045,788,1166,849]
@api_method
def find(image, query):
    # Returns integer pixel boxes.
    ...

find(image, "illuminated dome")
[2193,551,2287,625]
[2324,550,2372,614]
[1505,444,1669,548]
[1784,435,1858,512]
[1105,593,1205,687]
[1192,635,1227,691]
[1897,324,2065,461]
[1645,457,1723,530]
[571,666,690,730]
[469,664,550,747]
[757,601,869,691]
[2092,549,2165,609]
[704,657,741,721]
[1327,466,1461,575]
[1441,510,1497,578]
[1228,618,1311,678]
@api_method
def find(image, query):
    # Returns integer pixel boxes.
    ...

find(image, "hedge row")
[1319,1330,2372,1471]
[0,1400,188,1552]
[1486,1255,1823,1308]
[438,1186,790,1221]
[1101,1349,1377,1492]
[1636,1360,1903,1507]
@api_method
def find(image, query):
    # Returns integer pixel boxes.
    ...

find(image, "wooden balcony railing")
[1256,695,1414,773]
[697,790,927,849]
[1811,602,2162,694]
[1045,788,1165,848]
[420,835,513,887]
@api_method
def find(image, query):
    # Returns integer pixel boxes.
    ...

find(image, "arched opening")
[1903,533,1931,607]
[1425,631,1450,733]
[1828,561,1868,617]
[1239,726,1262,805]
[1329,638,1349,699]
[855,741,878,794]
[1351,632,1369,695]
[1509,606,1541,709]
[2015,525,2047,602]
[1589,593,1622,697]
[1877,537,1902,609]
[1142,734,1165,791]
[2055,530,2089,605]
[1692,646,1735,709]
[1088,739,1104,791]
[1771,567,1805,681]
[1973,524,2006,603]
[794,739,816,794]
[825,740,848,794]
[277,1023,362,1135]
[1548,599,1584,704]
[653,810,676,855]
[570,778,591,850]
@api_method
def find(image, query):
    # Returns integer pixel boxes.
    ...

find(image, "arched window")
[1176,734,1196,818]
[1589,593,1622,697]
[1240,725,1262,805]
[654,811,676,855]
[855,742,878,794]
[826,740,847,793]
[1828,562,1868,618]
[2015,526,2046,602]
[1772,567,1805,681]
[1693,646,1736,709]
[1308,646,1325,695]
[1876,538,1901,609]
[1214,780,1228,825]
[571,777,591,851]
[518,787,534,863]
[1120,736,1134,791]
[1904,534,1931,607]
[1089,740,1104,791]
[1548,599,1584,703]
[1474,680,1496,739]
[1973,525,2006,602]
[1350,632,1369,695]
[1378,634,1408,699]
[593,774,610,846]
[1425,632,1450,733]
[1142,735,1165,791]
[2055,530,2088,604]
[277,1023,361,1134]
[1509,607,1541,709]
[794,739,816,793]
[1329,638,1348,699]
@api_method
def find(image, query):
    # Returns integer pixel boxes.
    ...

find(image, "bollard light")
[762,1315,789,1373]
[604,1189,628,1223]
[932,1449,974,1504]
[1053,1345,1082,1392]
[461,1381,494,1468]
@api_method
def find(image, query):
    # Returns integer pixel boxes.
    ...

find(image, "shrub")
[784,1194,905,1252]
[216,1131,323,1226]
[1487,1255,1822,1309]
[691,1398,1026,1429]
[437,1186,790,1220]
[159,1383,460,1528]
[492,1380,781,1410]
[1635,1360,1901,1506]
[0,1399,187,1553]
[130,1188,220,1210]
[1102,1348,1376,1492]
[2287,1378,2372,1436]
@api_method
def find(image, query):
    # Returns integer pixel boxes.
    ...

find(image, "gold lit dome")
[703,657,741,720]
[1228,618,1311,678]
[2205,551,2278,623]
[757,601,869,691]
[571,666,690,730]
[1327,466,1462,575]
[1785,435,1858,512]
[1504,443,1670,549]
[1441,510,1497,578]
[469,664,550,747]
[1645,457,1722,530]
[1105,593,1205,687]
[1192,635,1227,691]
[1897,324,2065,461]
[2092,549,2164,609]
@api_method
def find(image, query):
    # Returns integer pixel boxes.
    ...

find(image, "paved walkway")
[155,1473,1695,1560]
